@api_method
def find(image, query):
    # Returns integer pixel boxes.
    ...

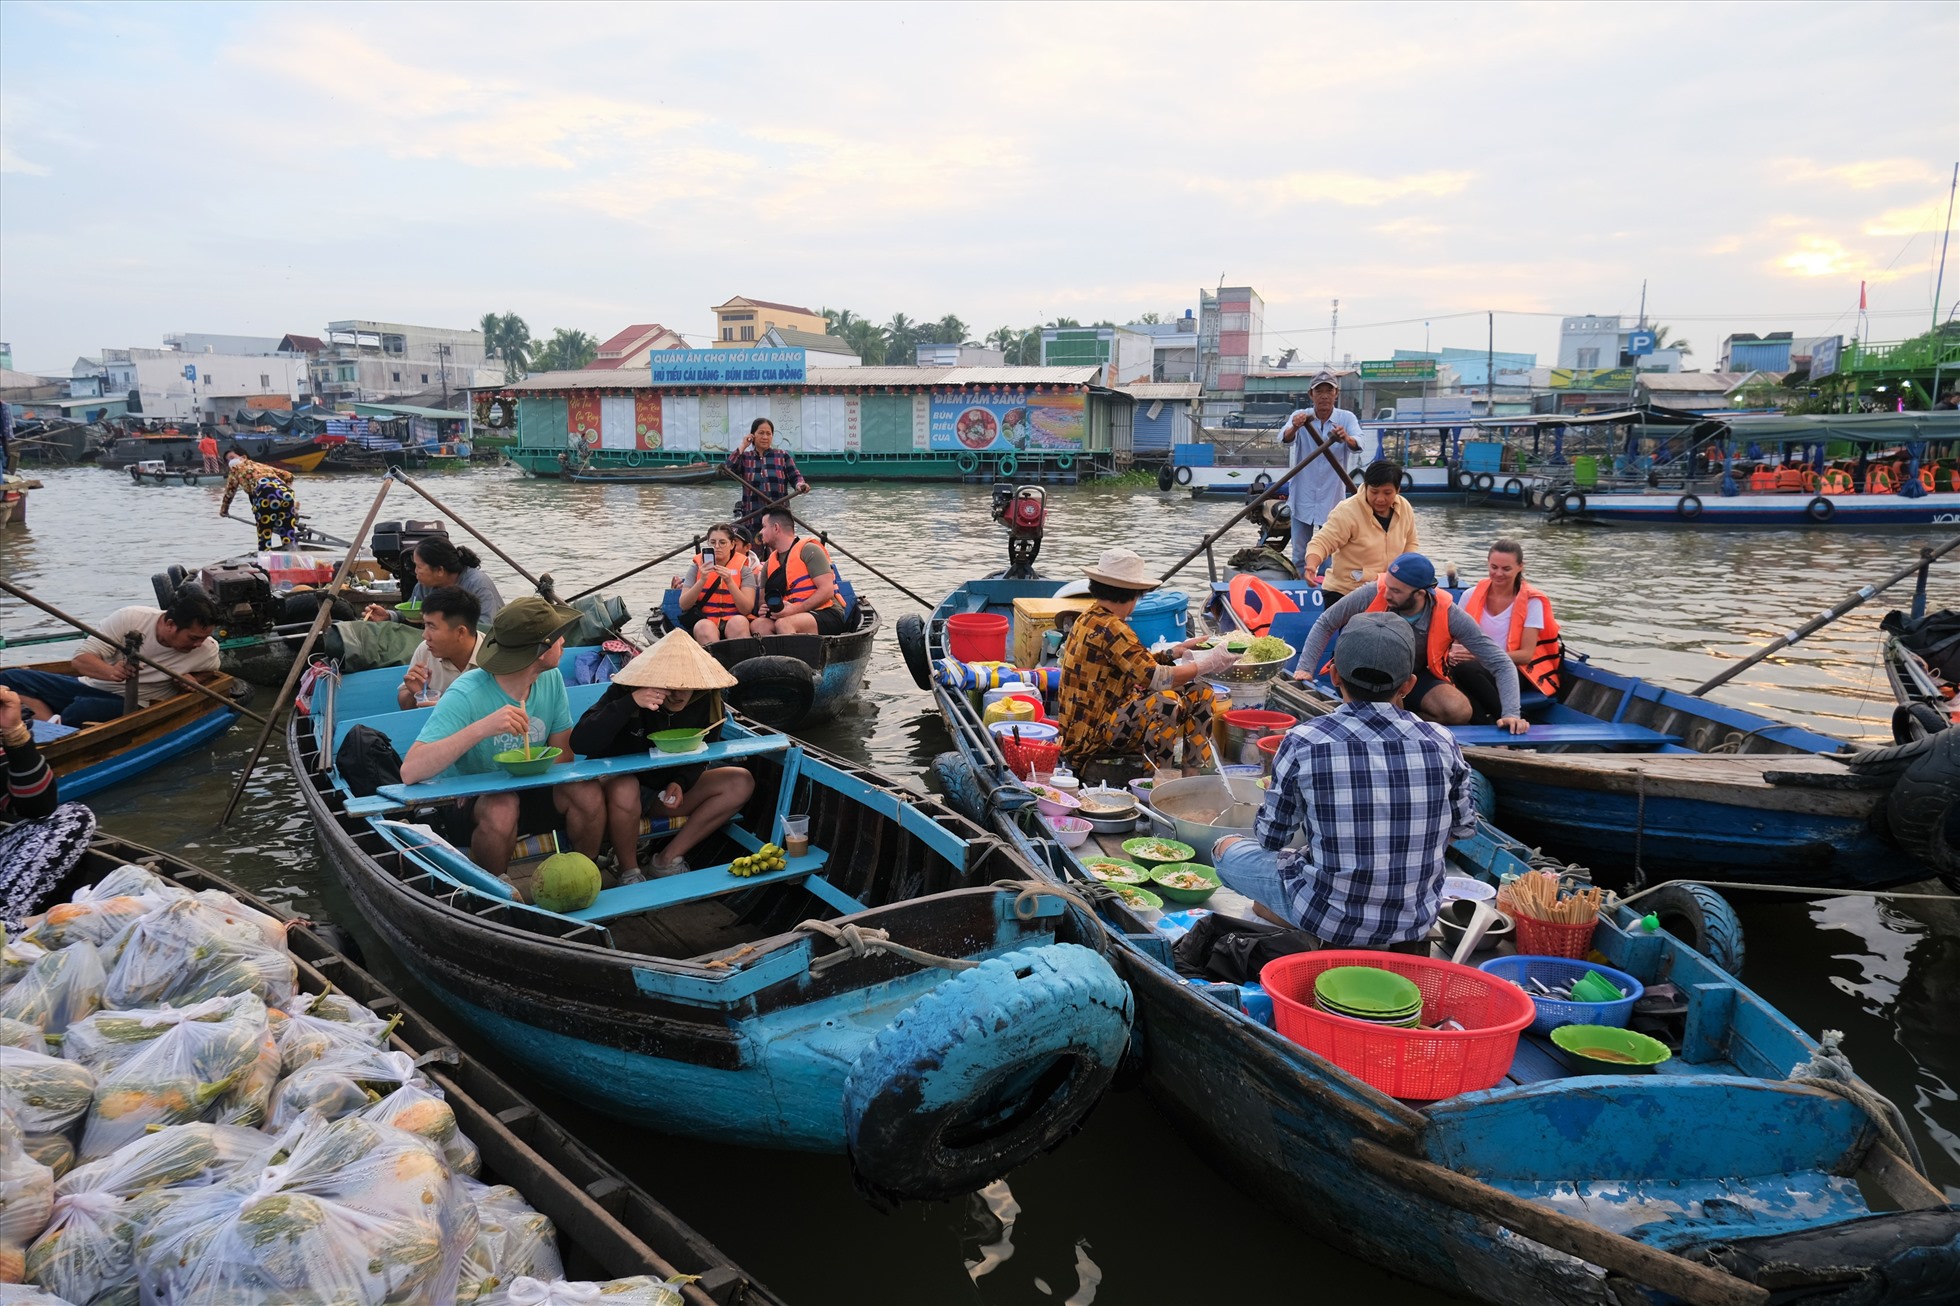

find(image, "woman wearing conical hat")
[569,630,753,884]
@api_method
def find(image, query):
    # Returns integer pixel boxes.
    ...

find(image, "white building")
[100,347,308,422]
[1557,315,1685,373]
[758,326,861,367]
[163,332,284,356]
[914,342,1004,367]
[1126,313,1202,382]
[314,320,500,403]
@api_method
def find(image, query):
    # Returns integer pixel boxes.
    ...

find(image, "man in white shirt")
[1277,372,1365,577]
[0,593,220,727]
[395,586,482,710]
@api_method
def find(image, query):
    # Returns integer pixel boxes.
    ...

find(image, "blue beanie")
[1386,552,1437,589]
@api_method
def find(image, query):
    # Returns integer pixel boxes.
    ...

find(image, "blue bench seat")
[1452,723,1678,748]
[566,844,839,922]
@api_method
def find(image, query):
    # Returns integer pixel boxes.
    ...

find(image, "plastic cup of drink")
[782,814,810,857]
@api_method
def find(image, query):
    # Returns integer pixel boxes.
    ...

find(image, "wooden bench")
[565,842,846,923]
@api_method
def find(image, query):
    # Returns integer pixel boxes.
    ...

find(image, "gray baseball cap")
[1308,370,1341,391]
[1335,612,1417,692]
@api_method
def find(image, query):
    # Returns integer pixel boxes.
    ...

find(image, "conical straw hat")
[612,629,739,691]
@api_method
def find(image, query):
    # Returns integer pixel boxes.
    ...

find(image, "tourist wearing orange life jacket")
[678,521,759,647]
[1456,540,1564,697]
[1295,553,1528,734]
[750,508,849,637]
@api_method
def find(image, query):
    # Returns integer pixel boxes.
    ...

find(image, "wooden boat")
[566,457,721,485]
[27,824,781,1305]
[11,660,245,801]
[0,476,36,527]
[1881,606,1958,741]
[918,576,1960,1306]
[648,582,880,731]
[127,458,226,486]
[1205,576,1958,891]
[288,663,1132,1202]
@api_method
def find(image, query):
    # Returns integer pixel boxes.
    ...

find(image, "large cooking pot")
[1135,773,1267,851]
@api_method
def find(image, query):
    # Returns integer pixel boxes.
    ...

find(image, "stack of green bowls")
[1313,966,1423,1027]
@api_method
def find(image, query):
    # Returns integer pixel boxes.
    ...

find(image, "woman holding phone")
[678,521,760,646]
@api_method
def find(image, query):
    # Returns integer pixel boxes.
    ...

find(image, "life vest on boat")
[1749,467,1776,492]
[765,534,838,610]
[1774,465,1806,493]
[1227,573,1299,637]
[1365,576,1454,681]
[1868,464,1897,494]
[691,547,750,618]
[1463,579,1563,696]
[1819,468,1853,495]
[1921,466,1937,492]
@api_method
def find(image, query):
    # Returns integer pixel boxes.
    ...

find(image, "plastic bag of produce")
[0,1018,46,1055]
[19,1133,72,1180]
[479,1276,691,1306]
[456,1180,563,1301]
[266,1046,428,1132]
[215,1021,282,1129]
[0,942,105,1035]
[0,1111,55,1285]
[99,899,295,1011]
[56,1121,278,1200]
[133,1113,474,1305]
[0,1283,74,1304]
[66,994,271,1162]
[190,888,288,951]
[275,988,395,1074]
[22,884,169,951]
[0,937,47,994]
[359,1083,478,1177]
[0,1046,95,1136]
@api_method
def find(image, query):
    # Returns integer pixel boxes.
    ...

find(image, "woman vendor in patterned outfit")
[1057,548,1241,772]
[218,449,300,550]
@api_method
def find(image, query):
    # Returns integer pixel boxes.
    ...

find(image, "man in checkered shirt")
[1214,612,1475,952]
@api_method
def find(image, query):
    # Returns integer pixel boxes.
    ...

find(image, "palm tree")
[531,327,597,372]
[933,314,968,346]
[479,313,504,360]
[1651,325,1693,359]
[985,326,1017,356]
[826,308,861,339]
[883,313,916,364]
[843,319,887,366]
[496,315,532,381]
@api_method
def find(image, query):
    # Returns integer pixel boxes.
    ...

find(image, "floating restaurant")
[493,348,1137,481]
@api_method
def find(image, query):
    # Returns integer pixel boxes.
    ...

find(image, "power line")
[1261,306,1930,337]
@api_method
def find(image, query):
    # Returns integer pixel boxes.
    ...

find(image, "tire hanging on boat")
[896,614,934,691]
[932,752,987,824]
[1677,493,1704,519]
[1156,466,1175,492]
[1400,471,1415,491]
[1252,473,1272,491]
[1893,703,1950,744]
[1639,883,1745,977]
[1806,495,1835,522]
[1561,491,1587,516]
[957,453,979,475]
[1474,473,1495,492]
[1884,728,1960,885]
[1174,465,1193,486]
[1502,478,1523,498]
[997,454,1018,479]
[843,941,1133,1203]
[725,655,818,729]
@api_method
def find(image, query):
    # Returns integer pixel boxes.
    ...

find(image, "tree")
[479,313,531,381]
[985,326,1018,356]
[932,315,968,346]
[531,327,597,372]
[843,319,887,365]
[826,308,862,338]
[883,313,917,365]
[1137,312,1162,325]
[1651,325,1693,359]
[1047,317,1081,329]
[479,313,503,360]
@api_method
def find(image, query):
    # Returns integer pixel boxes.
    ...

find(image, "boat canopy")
[1718,412,1960,445]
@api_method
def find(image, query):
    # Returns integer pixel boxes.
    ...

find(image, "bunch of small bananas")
[729,843,788,878]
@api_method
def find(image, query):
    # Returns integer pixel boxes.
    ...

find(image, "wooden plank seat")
[1453,723,1678,748]
[565,844,835,923]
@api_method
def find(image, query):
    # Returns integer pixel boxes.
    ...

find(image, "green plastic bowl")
[493,746,560,776]
[1122,836,1197,866]
[395,601,423,613]
[1108,884,1164,912]
[1551,1024,1672,1071]
[1148,862,1221,903]
[1082,858,1150,885]
[650,727,711,754]
[1314,965,1423,1016]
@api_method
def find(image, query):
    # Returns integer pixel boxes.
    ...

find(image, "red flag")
[1859,280,1868,311]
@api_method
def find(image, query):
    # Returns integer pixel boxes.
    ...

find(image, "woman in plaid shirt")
[1057,549,1241,772]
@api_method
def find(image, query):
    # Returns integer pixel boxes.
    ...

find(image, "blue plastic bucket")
[1129,590,1189,648]
[1478,955,1642,1036]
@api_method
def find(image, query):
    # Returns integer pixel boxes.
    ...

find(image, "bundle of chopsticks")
[1497,870,1604,925]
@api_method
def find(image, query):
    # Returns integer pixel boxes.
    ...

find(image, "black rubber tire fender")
[1640,883,1745,977]
[1845,732,1940,781]
[181,471,199,486]
[151,571,178,608]
[1156,465,1174,492]
[1174,465,1193,486]
[843,942,1132,1203]
[1452,468,1473,490]
[1885,728,1960,882]
[1677,494,1704,520]
[1892,702,1950,744]
[1806,495,1835,522]
[1400,471,1415,492]
[1474,473,1495,492]
[896,613,934,691]
[725,654,817,730]
[932,750,987,824]
[1562,491,1587,515]
[1251,472,1272,492]
[1503,478,1524,497]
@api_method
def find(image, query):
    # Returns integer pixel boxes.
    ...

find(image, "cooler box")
[1011,597,1094,666]
[1129,590,1189,649]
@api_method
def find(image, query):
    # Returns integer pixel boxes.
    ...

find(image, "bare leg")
[1416,682,1474,725]
[470,793,520,878]
[601,774,643,868]
[692,618,721,646]
[770,612,819,635]
[553,780,607,860]
[651,767,756,869]
[722,615,751,639]
[748,616,776,636]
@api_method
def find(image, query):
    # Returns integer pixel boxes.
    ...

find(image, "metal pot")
[1135,773,1267,850]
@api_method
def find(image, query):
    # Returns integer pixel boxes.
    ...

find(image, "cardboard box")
[1011,597,1094,667]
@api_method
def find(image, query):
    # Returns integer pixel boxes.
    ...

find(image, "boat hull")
[651,598,880,728]
[22,662,243,800]
[1559,489,1960,527]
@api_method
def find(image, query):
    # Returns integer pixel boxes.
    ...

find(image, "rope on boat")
[1790,1031,1927,1175]
[991,879,1099,923]
[796,919,979,974]
[1616,879,1960,906]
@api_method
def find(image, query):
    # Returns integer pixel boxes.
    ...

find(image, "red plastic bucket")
[1221,709,1297,766]
[946,613,1009,663]
[1255,734,1286,773]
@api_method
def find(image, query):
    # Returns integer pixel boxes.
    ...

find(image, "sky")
[2,1,1957,373]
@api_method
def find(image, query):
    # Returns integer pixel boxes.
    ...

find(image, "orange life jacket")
[691,547,750,618]
[1921,467,1937,492]
[1463,579,1563,696]
[1774,466,1806,493]
[1868,464,1897,493]
[1365,576,1454,681]
[766,535,839,611]
[1819,468,1853,495]
[1749,468,1775,492]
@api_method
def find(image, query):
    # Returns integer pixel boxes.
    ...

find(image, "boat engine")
[991,485,1046,579]
[370,519,451,589]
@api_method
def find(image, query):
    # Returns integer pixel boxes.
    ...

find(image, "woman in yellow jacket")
[1300,460,1420,598]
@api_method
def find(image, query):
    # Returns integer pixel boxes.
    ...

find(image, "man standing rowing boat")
[1277,371,1364,577]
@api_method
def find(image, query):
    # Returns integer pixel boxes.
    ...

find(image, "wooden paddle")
[1160,423,1359,585]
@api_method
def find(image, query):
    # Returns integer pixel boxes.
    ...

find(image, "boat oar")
[385,468,545,591]
[219,475,395,826]
[722,466,936,610]
[1689,533,1960,697]
[564,484,808,602]
[0,578,272,728]
[1159,424,1357,585]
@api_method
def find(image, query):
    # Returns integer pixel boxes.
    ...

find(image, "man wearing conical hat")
[570,630,754,883]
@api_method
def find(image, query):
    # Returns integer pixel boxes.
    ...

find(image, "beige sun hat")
[1081,547,1161,592]
[612,629,739,691]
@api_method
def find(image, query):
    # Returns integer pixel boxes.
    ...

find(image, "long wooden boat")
[232,432,333,473]
[566,459,721,485]
[648,584,880,731]
[12,660,245,800]
[28,824,781,1305]
[289,663,1132,1202]
[127,458,226,486]
[920,575,1960,1306]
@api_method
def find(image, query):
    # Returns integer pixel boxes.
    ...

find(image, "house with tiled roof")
[711,296,826,346]
[758,325,860,367]
[590,323,686,370]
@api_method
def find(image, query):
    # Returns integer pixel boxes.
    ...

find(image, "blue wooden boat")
[288,662,1131,1203]
[921,576,1960,1304]
[1242,578,1957,891]
[15,658,245,800]
[647,581,879,731]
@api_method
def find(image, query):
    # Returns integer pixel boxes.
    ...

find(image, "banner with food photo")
[929,388,1086,452]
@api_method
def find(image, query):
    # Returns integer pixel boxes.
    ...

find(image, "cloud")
[1373,217,1448,236]
[1780,157,1942,190]
[1864,200,1949,237]
[1774,238,1856,278]
[1193,169,1475,210]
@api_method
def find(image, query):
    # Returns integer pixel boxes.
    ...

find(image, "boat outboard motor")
[991,485,1046,579]
[370,519,450,589]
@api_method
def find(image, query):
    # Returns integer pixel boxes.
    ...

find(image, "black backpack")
[335,724,403,798]
[1172,910,1320,985]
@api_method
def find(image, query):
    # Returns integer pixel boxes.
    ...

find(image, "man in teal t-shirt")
[402,596,606,879]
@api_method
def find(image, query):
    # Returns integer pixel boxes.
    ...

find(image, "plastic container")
[981,684,1031,713]
[1255,734,1285,773]
[988,720,1059,744]
[1478,955,1642,1036]
[1220,709,1298,767]
[983,697,1037,727]
[1513,914,1598,960]
[494,746,561,777]
[1049,816,1092,848]
[1550,1024,1671,1072]
[1147,862,1220,904]
[1128,590,1189,649]
[946,612,1010,663]
[999,736,1060,781]
[1239,982,1275,1029]
[1260,951,1536,1099]
[782,814,810,857]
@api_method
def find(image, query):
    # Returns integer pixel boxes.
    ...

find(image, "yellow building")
[711,296,827,347]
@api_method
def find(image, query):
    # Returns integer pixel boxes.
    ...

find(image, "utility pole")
[1638,279,1648,330]
[1486,311,1494,418]
[1330,299,1339,369]
[1933,162,1957,335]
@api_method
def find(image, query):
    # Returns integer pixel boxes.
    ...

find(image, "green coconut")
[533,851,602,913]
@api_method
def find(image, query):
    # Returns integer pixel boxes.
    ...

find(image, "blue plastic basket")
[1477,955,1642,1036]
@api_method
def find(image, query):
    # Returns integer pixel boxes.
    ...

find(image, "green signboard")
[1359,359,1438,380]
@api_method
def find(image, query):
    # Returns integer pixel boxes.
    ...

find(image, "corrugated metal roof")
[1115,382,1202,400]
[1636,371,1751,393]
[502,365,1103,392]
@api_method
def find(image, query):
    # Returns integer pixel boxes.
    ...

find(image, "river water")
[4,464,1957,1304]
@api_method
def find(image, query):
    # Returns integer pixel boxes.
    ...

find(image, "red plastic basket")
[1000,736,1061,781]
[1512,914,1598,960]
[1260,951,1537,1099]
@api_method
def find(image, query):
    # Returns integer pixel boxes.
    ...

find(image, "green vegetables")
[1244,635,1291,662]
[730,844,787,879]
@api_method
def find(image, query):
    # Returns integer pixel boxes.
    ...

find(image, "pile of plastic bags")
[0,862,664,1303]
